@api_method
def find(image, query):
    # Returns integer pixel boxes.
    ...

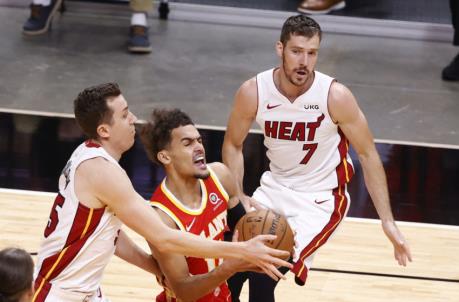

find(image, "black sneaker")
[442,53,459,81]
[128,25,152,54]
[23,0,63,35]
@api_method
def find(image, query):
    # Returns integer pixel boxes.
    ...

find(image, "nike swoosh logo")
[314,199,329,204]
[185,217,196,232]
[267,103,282,110]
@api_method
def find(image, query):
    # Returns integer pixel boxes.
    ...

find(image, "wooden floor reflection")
[1,189,457,302]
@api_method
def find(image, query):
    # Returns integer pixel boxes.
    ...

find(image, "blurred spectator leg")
[128,0,153,53]
[22,0,63,35]
[442,0,459,81]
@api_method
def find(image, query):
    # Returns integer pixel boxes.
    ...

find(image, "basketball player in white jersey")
[222,15,412,301]
[140,108,258,302]
[33,83,291,302]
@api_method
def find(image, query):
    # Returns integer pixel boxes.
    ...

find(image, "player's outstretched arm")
[329,82,412,266]
[85,159,292,277]
[148,211,256,302]
[222,78,260,211]
[114,229,162,276]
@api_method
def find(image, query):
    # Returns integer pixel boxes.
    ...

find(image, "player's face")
[104,95,137,152]
[277,33,320,87]
[168,125,209,179]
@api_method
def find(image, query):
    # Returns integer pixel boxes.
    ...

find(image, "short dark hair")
[74,82,121,139]
[140,108,194,166]
[0,248,34,302]
[280,15,322,45]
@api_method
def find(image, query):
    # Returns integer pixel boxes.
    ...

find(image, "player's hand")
[240,195,263,212]
[242,234,293,281]
[223,230,263,274]
[381,220,412,266]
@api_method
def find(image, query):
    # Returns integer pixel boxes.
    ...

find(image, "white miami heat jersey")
[34,141,122,296]
[255,68,354,192]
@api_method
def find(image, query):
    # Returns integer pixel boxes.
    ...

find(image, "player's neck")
[91,139,123,161]
[275,68,314,102]
[165,173,202,209]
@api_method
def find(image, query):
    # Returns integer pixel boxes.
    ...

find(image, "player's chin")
[125,137,135,150]
[194,169,210,180]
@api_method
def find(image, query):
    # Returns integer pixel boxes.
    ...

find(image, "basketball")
[235,209,294,260]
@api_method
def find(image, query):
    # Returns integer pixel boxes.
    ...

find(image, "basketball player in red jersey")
[140,108,259,302]
[222,15,412,301]
[33,83,291,302]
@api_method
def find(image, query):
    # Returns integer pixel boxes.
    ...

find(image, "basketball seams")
[274,219,288,250]
[236,209,294,257]
[241,217,246,241]
[260,209,270,236]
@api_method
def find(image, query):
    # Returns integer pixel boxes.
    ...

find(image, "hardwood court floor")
[0,189,458,302]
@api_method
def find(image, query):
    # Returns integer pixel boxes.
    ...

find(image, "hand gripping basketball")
[235,209,294,260]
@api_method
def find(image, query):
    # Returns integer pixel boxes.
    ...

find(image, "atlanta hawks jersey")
[33,140,123,299]
[255,68,354,192]
[150,166,231,302]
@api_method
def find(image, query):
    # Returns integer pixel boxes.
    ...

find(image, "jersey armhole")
[326,79,339,125]
[150,202,185,231]
[255,75,259,118]
[207,166,230,202]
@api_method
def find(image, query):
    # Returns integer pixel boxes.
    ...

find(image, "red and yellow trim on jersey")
[160,179,208,215]
[291,185,348,284]
[33,205,104,302]
[336,128,354,185]
[207,166,229,202]
[150,201,186,231]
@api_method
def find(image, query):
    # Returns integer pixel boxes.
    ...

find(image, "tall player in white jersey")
[222,15,413,301]
[33,83,291,302]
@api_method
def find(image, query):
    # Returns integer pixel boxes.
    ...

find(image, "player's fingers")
[260,264,279,281]
[403,243,413,262]
[396,250,406,266]
[270,263,287,280]
[249,198,263,210]
[262,262,286,280]
[266,253,292,269]
[232,230,239,242]
[256,234,277,242]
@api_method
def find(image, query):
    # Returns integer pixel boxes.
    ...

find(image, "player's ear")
[275,41,283,58]
[157,150,171,165]
[97,123,110,139]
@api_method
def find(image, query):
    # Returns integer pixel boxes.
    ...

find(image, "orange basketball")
[235,209,294,260]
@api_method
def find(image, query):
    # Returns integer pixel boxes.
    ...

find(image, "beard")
[282,55,310,87]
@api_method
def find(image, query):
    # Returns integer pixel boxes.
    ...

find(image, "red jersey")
[150,167,231,302]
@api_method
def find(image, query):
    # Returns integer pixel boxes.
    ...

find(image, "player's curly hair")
[74,82,121,139]
[140,108,194,166]
[280,15,322,45]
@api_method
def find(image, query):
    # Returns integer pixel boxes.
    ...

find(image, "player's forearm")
[158,228,248,260]
[170,262,236,302]
[119,200,248,260]
[222,141,245,195]
[359,152,394,222]
[115,230,162,276]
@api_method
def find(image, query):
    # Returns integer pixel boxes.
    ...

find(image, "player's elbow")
[174,288,202,302]
[165,281,195,302]
[154,237,176,254]
[173,289,191,302]
[148,230,178,254]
